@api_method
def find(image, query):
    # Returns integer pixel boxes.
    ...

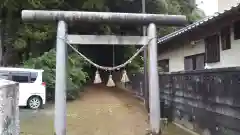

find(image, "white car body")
[0,67,46,108]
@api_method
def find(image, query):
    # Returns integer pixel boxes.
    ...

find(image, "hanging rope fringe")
[106,74,115,87]
[93,70,102,84]
[57,36,157,86]
[59,36,156,71]
[121,70,130,83]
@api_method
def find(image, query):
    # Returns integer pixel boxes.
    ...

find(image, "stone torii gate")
[21,10,187,135]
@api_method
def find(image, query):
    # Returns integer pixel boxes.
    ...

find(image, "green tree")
[0,0,205,66]
[0,0,206,100]
[124,0,205,71]
[23,49,90,100]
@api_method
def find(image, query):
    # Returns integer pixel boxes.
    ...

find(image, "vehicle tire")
[27,96,42,110]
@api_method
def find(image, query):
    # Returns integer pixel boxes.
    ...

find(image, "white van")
[0,67,46,109]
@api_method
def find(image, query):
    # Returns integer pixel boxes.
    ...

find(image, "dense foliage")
[23,49,90,100]
[0,0,205,100]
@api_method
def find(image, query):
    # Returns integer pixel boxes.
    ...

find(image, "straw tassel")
[121,70,130,83]
[93,70,102,84]
[106,74,115,87]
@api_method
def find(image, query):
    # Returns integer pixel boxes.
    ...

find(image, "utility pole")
[142,0,149,113]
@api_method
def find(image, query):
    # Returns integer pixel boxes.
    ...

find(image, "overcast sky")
[197,0,218,16]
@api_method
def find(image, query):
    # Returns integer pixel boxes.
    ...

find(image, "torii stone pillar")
[21,10,187,135]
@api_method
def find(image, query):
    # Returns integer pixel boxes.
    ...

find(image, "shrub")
[23,49,90,101]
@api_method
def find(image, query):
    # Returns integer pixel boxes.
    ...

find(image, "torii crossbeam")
[21,10,187,135]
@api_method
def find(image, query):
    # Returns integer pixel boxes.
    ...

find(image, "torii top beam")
[21,10,188,26]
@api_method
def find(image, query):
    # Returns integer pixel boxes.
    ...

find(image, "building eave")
[157,3,240,45]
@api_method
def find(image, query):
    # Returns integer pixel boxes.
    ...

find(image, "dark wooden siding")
[205,35,220,63]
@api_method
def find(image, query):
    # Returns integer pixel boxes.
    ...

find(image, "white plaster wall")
[158,27,240,72]
[158,40,205,72]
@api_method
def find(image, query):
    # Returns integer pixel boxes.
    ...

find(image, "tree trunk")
[25,38,31,61]
[1,10,21,66]
[0,20,3,66]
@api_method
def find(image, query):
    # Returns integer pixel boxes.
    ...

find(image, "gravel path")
[20,86,149,135]
[20,86,190,135]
